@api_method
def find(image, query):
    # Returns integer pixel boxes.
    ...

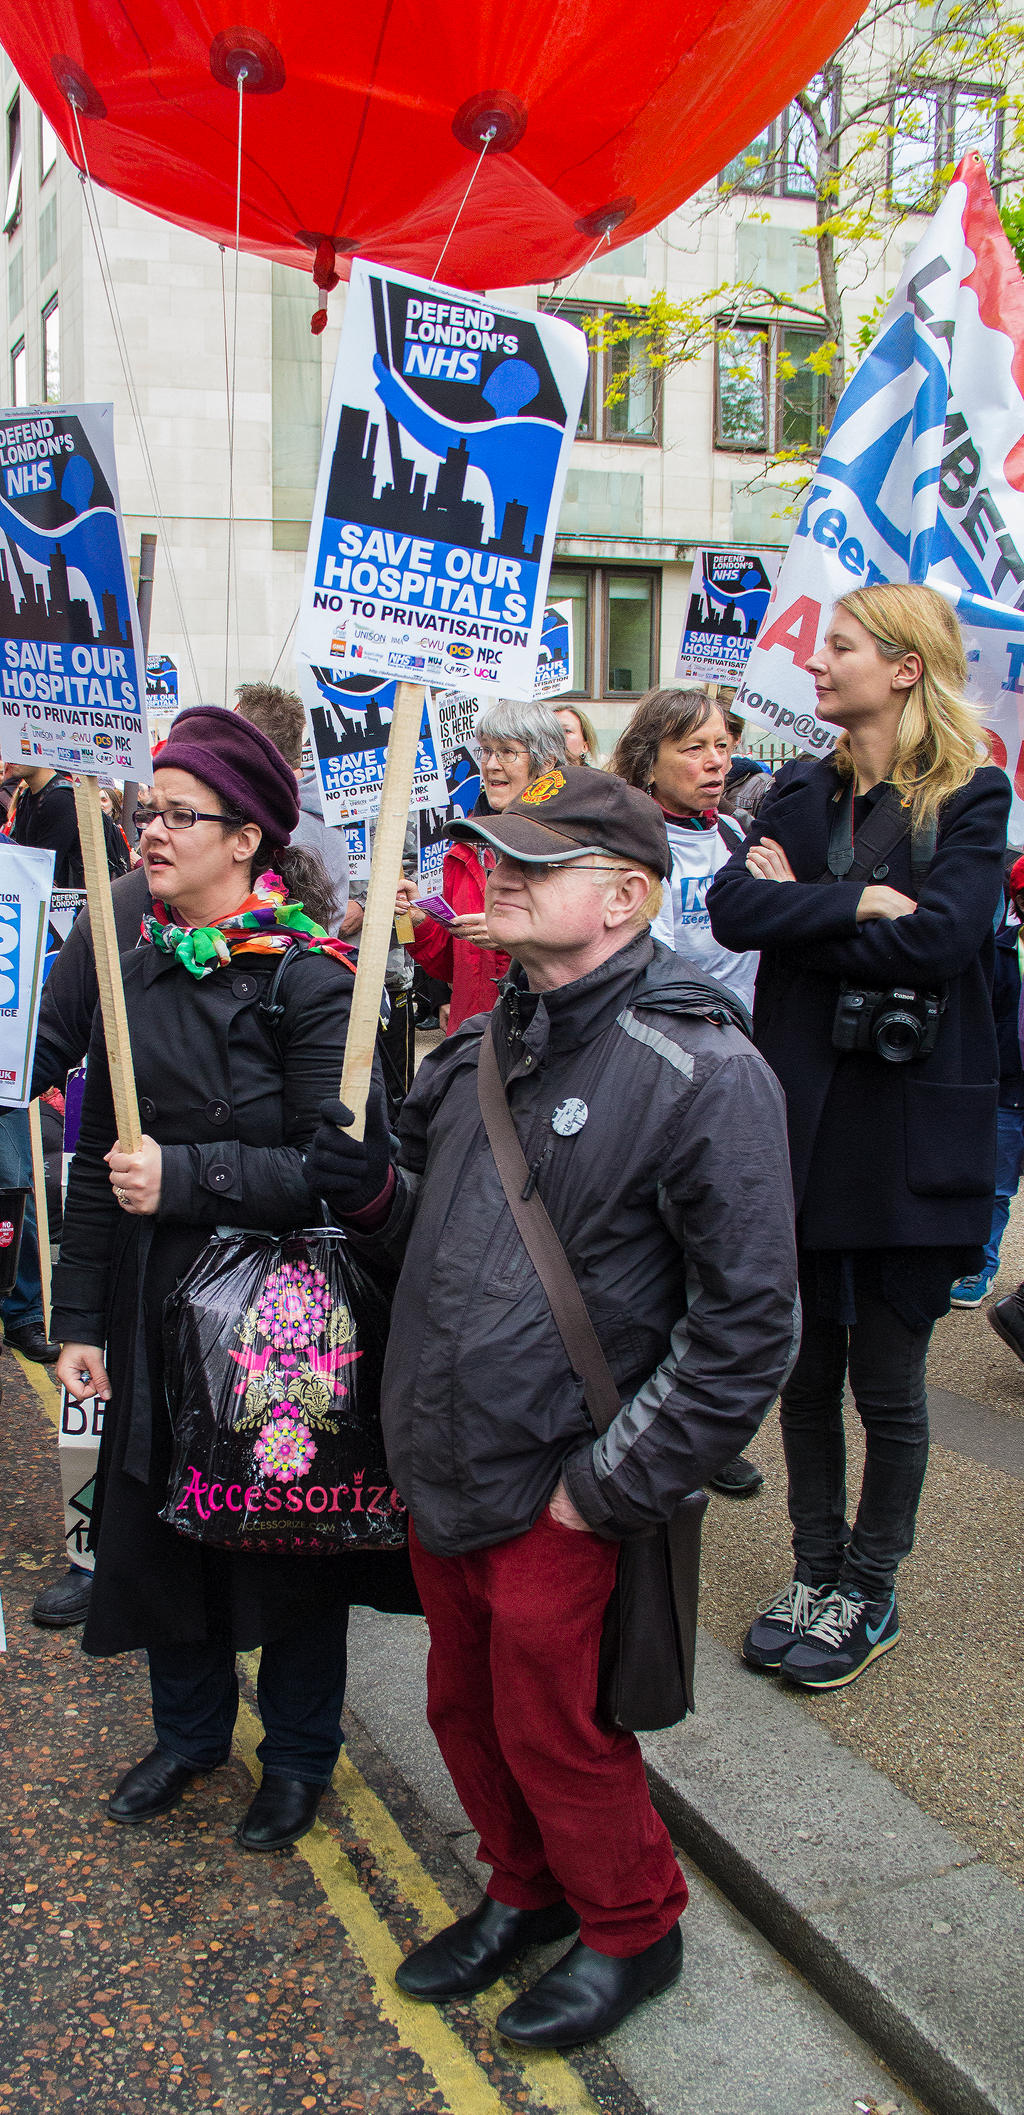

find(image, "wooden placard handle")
[339,682,424,1139]
[27,1098,51,1339]
[72,776,141,1154]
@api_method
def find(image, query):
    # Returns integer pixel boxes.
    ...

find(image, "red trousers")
[409,1510,688,1955]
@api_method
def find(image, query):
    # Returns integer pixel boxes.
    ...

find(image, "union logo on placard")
[521,770,566,806]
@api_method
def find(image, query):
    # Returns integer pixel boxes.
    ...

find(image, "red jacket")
[408,837,510,1033]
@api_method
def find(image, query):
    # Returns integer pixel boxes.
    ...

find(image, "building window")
[549,304,660,444]
[715,322,827,454]
[549,564,659,699]
[11,337,27,405]
[42,296,60,403]
[4,95,22,236]
[888,82,1003,209]
[719,77,837,198]
[39,112,57,183]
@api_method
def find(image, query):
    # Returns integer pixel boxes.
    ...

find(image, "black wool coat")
[51,940,416,1656]
[706,756,1011,1249]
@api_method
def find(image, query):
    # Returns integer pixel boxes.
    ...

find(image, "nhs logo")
[0,898,21,1010]
[403,342,482,384]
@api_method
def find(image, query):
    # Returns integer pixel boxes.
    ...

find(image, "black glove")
[308,1096,393,1216]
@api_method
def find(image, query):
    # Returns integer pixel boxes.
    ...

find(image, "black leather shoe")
[708,1453,764,1497]
[108,1747,199,1823]
[496,1925,683,2048]
[395,1896,581,2001]
[236,1774,323,1851]
[988,1289,1024,1364]
[32,1568,92,1628]
[4,1321,59,1363]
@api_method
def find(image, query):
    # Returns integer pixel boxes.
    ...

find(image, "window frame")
[887,78,1004,207]
[549,562,660,701]
[714,318,827,457]
[10,336,27,405]
[42,293,60,404]
[546,301,661,447]
[4,94,22,237]
[718,73,839,200]
[39,111,57,184]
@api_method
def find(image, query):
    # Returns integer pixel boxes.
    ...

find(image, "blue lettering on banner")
[403,342,482,384]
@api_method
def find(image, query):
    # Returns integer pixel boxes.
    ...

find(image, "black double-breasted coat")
[707,756,1011,1251]
[51,938,415,1656]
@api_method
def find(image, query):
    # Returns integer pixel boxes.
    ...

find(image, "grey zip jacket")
[353,933,799,1556]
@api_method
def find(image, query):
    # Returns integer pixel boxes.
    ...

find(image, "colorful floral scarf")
[143,870,355,978]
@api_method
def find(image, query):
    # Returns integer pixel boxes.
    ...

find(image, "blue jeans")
[982,1106,1024,1278]
[0,1110,42,1330]
[780,1282,931,1600]
[148,1605,350,1785]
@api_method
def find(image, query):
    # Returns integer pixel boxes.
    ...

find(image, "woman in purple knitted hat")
[51,707,414,1850]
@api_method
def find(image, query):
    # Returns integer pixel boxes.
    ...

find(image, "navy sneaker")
[950,1272,992,1308]
[741,1574,835,1672]
[779,1587,900,1689]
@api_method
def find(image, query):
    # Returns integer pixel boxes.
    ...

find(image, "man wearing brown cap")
[310,763,798,2047]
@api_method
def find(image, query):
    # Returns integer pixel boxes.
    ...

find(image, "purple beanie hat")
[154,704,300,845]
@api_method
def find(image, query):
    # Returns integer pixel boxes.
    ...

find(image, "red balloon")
[5,3,862,288]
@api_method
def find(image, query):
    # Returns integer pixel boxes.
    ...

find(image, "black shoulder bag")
[477,1022,707,1732]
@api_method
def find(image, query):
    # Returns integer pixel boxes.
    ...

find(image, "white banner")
[0,839,55,1106]
[736,156,1024,837]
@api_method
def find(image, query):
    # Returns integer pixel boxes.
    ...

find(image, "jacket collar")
[497,932,654,1071]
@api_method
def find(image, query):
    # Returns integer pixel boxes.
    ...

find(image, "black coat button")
[231,973,257,998]
[872,863,889,879]
[205,1099,230,1125]
[139,1096,156,1121]
[209,1164,231,1187]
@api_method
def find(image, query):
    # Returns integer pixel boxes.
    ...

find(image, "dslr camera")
[831,984,946,1064]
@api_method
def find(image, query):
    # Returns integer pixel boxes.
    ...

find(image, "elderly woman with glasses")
[52,707,415,1850]
[397,699,568,1034]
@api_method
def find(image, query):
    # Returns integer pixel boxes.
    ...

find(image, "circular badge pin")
[551,1098,589,1138]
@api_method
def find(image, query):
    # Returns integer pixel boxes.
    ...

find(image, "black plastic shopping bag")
[160,1228,406,1554]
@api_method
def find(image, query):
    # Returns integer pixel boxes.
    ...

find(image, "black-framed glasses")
[133,803,243,833]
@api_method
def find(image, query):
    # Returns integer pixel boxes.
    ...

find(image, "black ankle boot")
[396,1896,580,2000]
[496,1924,683,2047]
[236,1774,323,1851]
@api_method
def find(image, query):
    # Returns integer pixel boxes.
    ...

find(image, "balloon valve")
[311,308,328,337]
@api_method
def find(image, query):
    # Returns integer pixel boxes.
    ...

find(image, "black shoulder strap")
[477,1021,620,1434]
[826,782,937,888]
[716,812,745,855]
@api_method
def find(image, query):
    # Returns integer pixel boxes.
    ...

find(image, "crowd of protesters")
[7,578,1021,2051]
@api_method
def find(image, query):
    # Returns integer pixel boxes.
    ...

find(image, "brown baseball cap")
[449,763,671,879]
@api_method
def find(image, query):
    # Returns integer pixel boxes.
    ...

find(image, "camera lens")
[873,1008,921,1063]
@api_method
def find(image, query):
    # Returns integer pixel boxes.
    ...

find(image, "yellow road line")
[233,1697,510,2115]
[328,1745,600,2115]
[13,1349,62,1428]
[12,1369,601,2115]
[237,1660,598,2115]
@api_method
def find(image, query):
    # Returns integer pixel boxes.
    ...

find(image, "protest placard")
[677,550,781,684]
[0,404,150,779]
[297,661,447,821]
[735,158,1024,836]
[533,600,573,697]
[297,262,587,701]
[0,839,55,1107]
[343,815,371,882]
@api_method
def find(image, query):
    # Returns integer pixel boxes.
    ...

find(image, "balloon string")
[224,70,246,710]
[433,128,495,281]
[548,231,613,316]
[268,605,299,684]
[69,103,203,704]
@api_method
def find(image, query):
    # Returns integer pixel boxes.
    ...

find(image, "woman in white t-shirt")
[611,685,764,1500]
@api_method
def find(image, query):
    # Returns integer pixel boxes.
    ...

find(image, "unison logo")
[0,899,21,1008]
